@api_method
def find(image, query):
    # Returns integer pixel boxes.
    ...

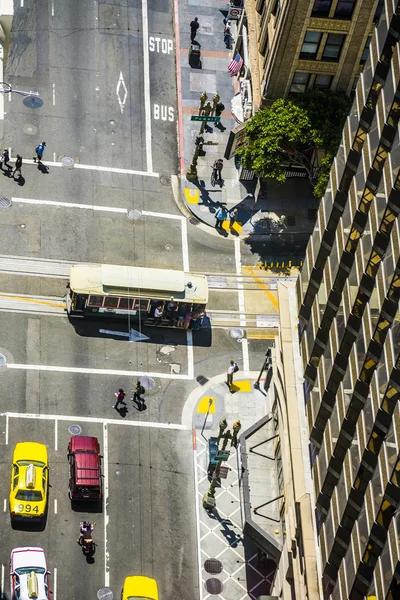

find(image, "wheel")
[211,171,216,187]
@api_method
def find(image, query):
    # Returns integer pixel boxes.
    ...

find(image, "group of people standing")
[153,300,205,330]
[0,141,46,181]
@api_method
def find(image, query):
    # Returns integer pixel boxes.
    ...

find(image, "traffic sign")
[228,7,244,19]
[215,450,230,461]
[191,115,221,122]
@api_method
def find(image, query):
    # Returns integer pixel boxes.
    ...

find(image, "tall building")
[295,0,400,597]
[232,0,383,119]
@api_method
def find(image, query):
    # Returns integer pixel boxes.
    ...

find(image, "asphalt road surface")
[0,1,270,599]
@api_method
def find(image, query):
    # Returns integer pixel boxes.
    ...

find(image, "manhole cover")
[97,589,113,600]
[0,353,6,366]
[204,559,223,574]
[0,197,11,208]
[197,375,209,385]
[205,578,223,594]
[230,328,244,339]
[189,217,200,225]
[160,175,171,186]
[139,376,156,391]
[68,424,82,435]
[61,156,75,168]
[127,209,142,221]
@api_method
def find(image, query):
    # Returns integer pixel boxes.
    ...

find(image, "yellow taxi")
[9,442,49,520]
[121,576,159,600]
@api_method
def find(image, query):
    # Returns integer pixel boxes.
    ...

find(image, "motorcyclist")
[78,521,94,544]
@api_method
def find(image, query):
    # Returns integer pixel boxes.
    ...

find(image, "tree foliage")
[236,89,352,197]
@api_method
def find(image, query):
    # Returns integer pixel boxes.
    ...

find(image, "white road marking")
[2,412,187,431]
[5,414,8,445]
[181,216,189,272]
[52,83,56,105]
[20,0,23,6]
[1,564,4,599]
[141,0,153,173]
[53,567,57,600]
[103,423,110,587]
[116,72,128,114]
[51,0,54,16]
[3,499,6,513]
[234,238,249,373]
[9,155,158,178]
[7,363,194,381]
[54,498,57,514]
[193,441,203,600]
[54,419,58,451]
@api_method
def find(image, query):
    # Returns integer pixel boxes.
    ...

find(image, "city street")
[0,1,275,599]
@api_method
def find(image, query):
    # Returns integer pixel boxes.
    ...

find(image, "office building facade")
[232,0,383,120]
[296,0,400,598]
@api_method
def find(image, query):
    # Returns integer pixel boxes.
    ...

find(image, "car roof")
[11,548,48,600]
[13,443,48,463]
[123,576,158,600]
[70,436,99,453]
[74,451,100,487]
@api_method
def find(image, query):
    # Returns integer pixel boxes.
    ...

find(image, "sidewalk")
[185,372,275,599]
[175,0,319,245]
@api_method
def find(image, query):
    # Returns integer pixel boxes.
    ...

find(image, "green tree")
[237,89,351,197]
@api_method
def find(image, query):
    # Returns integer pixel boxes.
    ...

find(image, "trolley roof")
[69,264,208,303]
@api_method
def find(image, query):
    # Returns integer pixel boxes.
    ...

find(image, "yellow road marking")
[222,220,242,233]
[197,396,215,414]
[233,380,252,392]
[184,187,199,204]
[0,294,64,308]
[243,266,279,309]
[247,333,276,339]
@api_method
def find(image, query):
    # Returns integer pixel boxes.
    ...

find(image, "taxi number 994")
[18,504,39,513]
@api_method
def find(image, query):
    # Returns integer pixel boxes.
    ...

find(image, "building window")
[271,0,280,17]
[373,0,384,24]
[322,33,345,61]
[314,74,333,89]
[290,72,311,92]
[300,31,322,60]
[360,36,371,65]
[334,0,356,18]
[311,0,332,16]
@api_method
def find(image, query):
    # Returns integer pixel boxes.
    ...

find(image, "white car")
[10,547,50,600]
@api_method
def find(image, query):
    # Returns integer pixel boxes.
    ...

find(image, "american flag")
[228,52,243,76]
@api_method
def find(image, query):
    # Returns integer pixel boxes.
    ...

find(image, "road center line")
[2,411,188,431]
[141,0,153,173]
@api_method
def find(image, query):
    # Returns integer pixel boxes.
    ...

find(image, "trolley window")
[133,299,151,311]
[88,295,104,307]
[104,297,119,308]
[118,298,133,310]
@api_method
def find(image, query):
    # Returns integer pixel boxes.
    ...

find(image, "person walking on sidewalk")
[12,154,23,179]
[33,141,46,163]
[224,20,233,48]
[113,388,127,410]
[213,158,224,182]
[215,205,228,229]
[190,17,199,42]
[0,147,10,171]
[229,208,238,230]
[227,359,238,388]
[214,101,225,128]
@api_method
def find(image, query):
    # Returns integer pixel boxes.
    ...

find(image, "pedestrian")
[154,304,164,325]
[215,101,225,126]
[132,380,146,408]
[227,359,238,388]
[113,388,127,410]
[229,208,238,229]
[184,310,193,329]
[213,158,224,181]
[224,20,233,48]
[0,147,10,170]
[215,205,228,229]
[33,141,46,163]
[190,17,199,42]
[12,154,22,179]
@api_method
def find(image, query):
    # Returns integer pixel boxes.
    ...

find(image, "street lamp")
[0,82,43,108]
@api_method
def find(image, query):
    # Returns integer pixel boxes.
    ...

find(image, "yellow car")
[121,576,159,600]
[9,442,49,520]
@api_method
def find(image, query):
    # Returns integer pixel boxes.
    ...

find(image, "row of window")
[290,72,333,93]
[300,31,345,62]
[311,0,384,21]
[87,295,150,311]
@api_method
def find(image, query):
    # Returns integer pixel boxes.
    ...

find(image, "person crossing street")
[33,141,46,163]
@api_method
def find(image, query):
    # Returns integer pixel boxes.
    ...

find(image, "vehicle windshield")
[15,567,46,575]
[16,490,43,501]
[17,461,45,467]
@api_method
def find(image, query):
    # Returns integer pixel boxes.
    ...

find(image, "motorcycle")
[78,521,96,557]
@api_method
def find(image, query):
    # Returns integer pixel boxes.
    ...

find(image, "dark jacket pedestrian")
[34,141,46,163]
[190,17,199,42]
[0,148,10,170]
[229,208,238,228]
[113,388,127,410]
[12,154,22,179]
[132,381,145,404]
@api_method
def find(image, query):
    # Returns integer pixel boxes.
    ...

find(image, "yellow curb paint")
[184,187,199,204]
[244,266,279,309]
[0,295,64,308]
[197,396,215,413]
[222,220,242,233]
[247,333,276,340]
[233,380,252,392]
